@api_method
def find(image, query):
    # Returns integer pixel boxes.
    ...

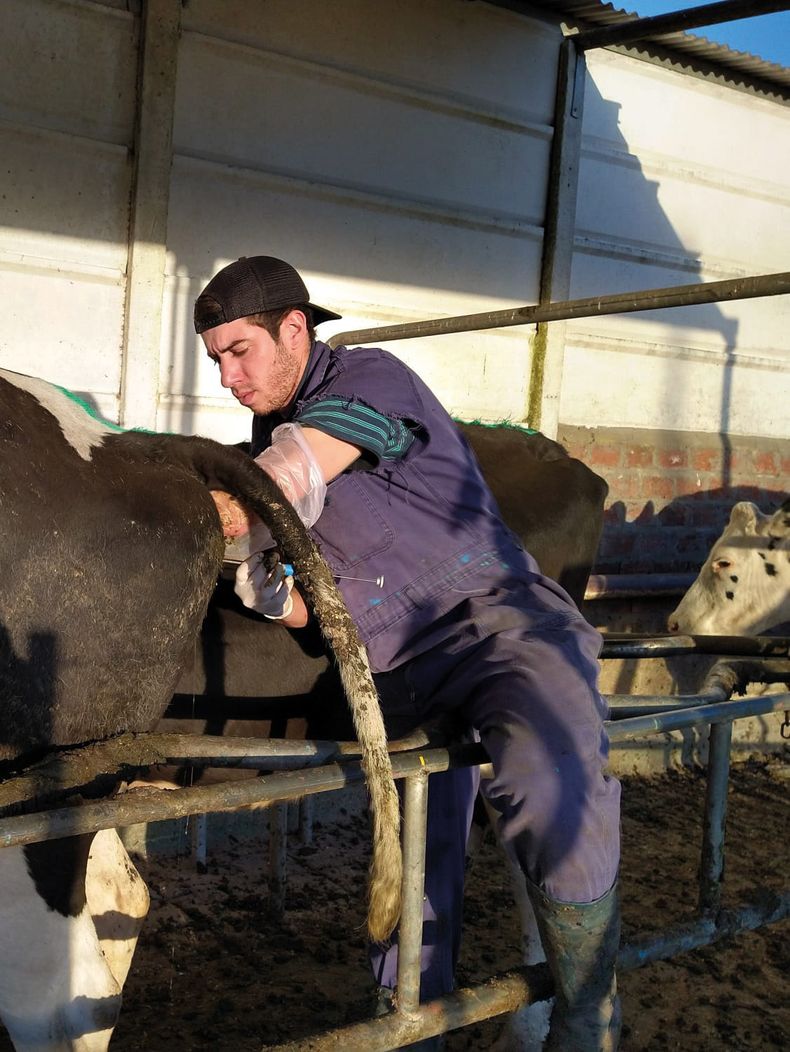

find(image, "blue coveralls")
[253,340,621,1001]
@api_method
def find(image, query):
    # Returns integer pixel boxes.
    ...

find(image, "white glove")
[235,555,295,620]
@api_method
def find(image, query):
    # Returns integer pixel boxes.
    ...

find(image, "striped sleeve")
[294,397,415,461]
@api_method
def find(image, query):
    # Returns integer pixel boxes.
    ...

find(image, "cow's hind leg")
[0,838,122,1051]
[86,829,150,992]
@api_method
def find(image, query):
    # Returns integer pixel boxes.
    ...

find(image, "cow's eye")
[712,558,731,572]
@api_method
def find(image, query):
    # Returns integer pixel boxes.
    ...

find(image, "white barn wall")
[0,0,787,448]
[563,49,790,438]
[161,0,559,440]
[0,0,135,419]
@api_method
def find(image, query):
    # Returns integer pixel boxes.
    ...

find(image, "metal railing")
[327,270,790,350]
[0,641,788,1050]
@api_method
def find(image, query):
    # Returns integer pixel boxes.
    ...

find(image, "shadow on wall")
[595,487,789,576]
[571,75,742,474]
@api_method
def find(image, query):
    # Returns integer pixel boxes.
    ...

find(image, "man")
[195,256,622,1051]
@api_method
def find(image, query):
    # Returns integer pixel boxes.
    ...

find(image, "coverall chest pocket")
[309,473,394,571]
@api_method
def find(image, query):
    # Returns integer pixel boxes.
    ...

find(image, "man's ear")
[280,308,309,348]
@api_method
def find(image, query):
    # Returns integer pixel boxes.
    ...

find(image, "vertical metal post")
[299,796,315,845]
[699,720,734,914]
[191,811,208,873]
[529,37,586,436]
[269,802,289,917]
[120,0,181,430]
[396,770,430,1014]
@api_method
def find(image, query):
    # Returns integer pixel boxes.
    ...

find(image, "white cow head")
[668,499,790,636]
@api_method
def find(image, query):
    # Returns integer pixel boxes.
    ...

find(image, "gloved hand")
[235,554,295,620]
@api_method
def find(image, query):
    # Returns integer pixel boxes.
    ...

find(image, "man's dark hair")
[249,304,316,342]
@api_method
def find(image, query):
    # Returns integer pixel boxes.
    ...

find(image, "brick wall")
[557,425,790,574]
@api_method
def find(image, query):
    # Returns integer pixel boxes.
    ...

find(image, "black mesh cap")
[193,256,342,334]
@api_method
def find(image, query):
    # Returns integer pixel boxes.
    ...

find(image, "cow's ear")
[727,501,760,534]
[767,500,790,539]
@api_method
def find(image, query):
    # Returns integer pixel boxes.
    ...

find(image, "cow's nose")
[668,619,679,633]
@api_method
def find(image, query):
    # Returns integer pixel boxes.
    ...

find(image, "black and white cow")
[0,368,400,1050]
[1,373,607,1049]
[668,499,790,636]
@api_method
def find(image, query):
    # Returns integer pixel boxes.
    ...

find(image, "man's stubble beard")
[257,338,302,416]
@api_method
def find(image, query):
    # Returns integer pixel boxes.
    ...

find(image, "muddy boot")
[527,881,621,1052]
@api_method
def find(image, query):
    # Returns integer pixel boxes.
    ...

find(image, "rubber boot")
[527,881,622,1052]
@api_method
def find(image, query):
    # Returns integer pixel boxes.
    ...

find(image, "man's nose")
[219,357,241,388]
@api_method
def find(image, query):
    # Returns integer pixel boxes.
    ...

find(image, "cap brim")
[310,303,342,326]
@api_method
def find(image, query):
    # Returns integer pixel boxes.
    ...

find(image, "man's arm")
[210,428,362,628]
[210,427,360,535]
[299,425,363,480]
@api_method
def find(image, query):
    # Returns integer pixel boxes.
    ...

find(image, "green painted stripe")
[54,384,158,435]
[454,416,538,436]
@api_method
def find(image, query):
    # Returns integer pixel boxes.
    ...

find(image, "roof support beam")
[574,0,790,51]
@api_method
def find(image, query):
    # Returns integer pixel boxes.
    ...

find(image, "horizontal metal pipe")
[328,271,790,349]
[607,692,790,742]
[2,689,786,844]
[600,634,790,659]
[0,729,433,817]
[585,572,695,600]
[607,698,719,717]
[573,0,790,52]
[117,728,429,764]
[0,745,466,849]
[262,890,789,1050]
[262,964,554,1051]
[10,652,786,816]
[607,693,725,707]
[618,889,790,970]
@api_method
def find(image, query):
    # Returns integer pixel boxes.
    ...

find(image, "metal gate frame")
[2,4,789,1048]
[0,638,788,1049]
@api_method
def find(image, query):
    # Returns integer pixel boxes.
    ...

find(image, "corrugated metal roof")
[503,1,790,101]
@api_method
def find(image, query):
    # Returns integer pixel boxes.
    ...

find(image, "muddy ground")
[111,760,788,1050]
[1,762,786,1051]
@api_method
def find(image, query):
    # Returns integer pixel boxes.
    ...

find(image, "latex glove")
[254,422,327,528]
[235,554,294,620]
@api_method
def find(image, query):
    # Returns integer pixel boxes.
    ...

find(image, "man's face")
[201,315,309,415]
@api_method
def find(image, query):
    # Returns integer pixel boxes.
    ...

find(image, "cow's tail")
[158,436,402,942]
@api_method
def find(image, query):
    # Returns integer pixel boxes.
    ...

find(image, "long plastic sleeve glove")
[254,422,327,528]
[235,556,295,620]
[228,422,328,560]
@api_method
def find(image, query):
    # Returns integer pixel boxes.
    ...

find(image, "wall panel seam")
[182,29,554,138]
[172,152,546,240]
